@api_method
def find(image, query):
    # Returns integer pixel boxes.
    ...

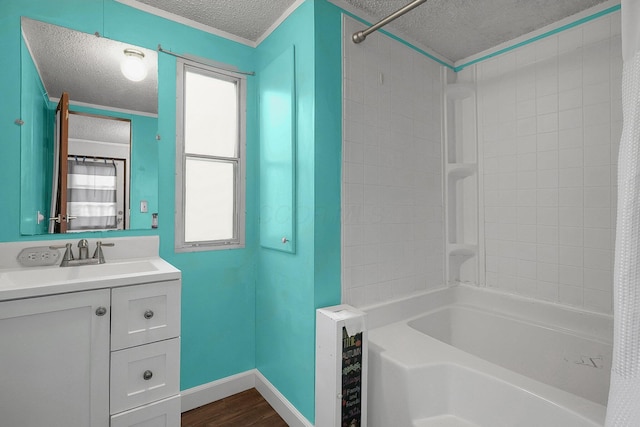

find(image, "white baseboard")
[180,369,313,427]
[254,370,314,427]
[180,370,255,412]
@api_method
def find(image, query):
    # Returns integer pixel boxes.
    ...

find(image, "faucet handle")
[49,243,74,265]
[92,241,115,264]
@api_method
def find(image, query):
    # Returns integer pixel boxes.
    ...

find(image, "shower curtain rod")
[157,45,255,76]
[352,0,428,44]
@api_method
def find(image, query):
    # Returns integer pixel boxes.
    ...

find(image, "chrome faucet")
[92,241,115,264]
[50,240,115,267]
[78,239,89,260]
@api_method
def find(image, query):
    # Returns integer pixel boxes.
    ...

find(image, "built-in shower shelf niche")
[444,79,479,286]
[445,83,474,100]
[447,163,476,178]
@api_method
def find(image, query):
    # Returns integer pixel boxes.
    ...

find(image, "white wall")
[341,16,445,307]
[476,12,622,314]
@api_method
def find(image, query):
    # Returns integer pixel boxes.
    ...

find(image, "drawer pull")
[95,306,107,316]
[144,310,154,320]
[143,370,153,381]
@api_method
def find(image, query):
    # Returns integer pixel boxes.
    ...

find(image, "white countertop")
[0,236,180,301]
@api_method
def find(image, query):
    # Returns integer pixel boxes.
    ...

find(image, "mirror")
[20,17,159,234]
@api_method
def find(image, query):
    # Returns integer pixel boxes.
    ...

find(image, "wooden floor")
[181,388,289,427]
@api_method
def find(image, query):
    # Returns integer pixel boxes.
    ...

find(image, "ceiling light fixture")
[120,48,147,82]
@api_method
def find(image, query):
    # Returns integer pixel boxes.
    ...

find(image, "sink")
[0,259,158,289]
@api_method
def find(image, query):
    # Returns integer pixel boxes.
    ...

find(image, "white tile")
[499,257,518,277]
[559,206,584,227]
[537,170,558,188]
[537,262,559,283]
[537,113,559,133]
[518,259,537,279]
[537,225,559,244]
[537,93,558,114]
[583,102,611,127]
[559,168,584,188]
[537,281,559,302]
[518,207,537,225]
[559,226,584,247]
[537,244,559,264]
[518,171,537,189]
[517,135,537,154]
[584,207,611,228]
[559,27,583,52]
[518,189,537,207]
[582,17,611,46]
[537,132,559,152]
[536,73,559,97]
[559,245,583,267]
[517,99,536,119]
[583,288,612,313]
[559,69,583,92]
[584,124,611,147]
[536,150,558,170]
[517,153,537,171]
[583,81,610,106]
[583,247,612,271]
[559,265,583,286]
[584,228,611,250]
[559,88,582,111]
[584,187,611,208]
[537,189,558,206]
[559,128,583,149]
[559,108,583,130]
[559,284,583,307]
[559,148,583,169]
[537,207,558,226]
[559,187,583,207]
[583,268,613,292]
[518,224,537,242]
[517,242,538,261]
[517,117,537,136]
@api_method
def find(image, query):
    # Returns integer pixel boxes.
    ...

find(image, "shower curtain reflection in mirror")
[48,96,130,233]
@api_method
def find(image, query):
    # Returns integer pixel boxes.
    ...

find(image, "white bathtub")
[363,285,613,427]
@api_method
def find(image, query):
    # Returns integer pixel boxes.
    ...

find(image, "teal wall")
[256,0,342,422]
[1,0,342,422]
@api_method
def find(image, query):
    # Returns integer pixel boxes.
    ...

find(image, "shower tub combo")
[364,285,612,427]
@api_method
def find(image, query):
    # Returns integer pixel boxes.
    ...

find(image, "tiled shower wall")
[477,12,622,314]
[341,17,445,307]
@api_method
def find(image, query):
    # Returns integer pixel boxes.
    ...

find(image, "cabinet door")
[0,289,110,427]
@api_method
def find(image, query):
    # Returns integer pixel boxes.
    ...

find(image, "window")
[176,61,246,251]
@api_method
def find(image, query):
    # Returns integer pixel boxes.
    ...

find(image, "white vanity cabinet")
[0,279,181,427]
[0,289,111,427]
[109,280,181,426]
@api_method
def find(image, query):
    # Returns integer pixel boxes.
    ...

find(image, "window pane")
[184,70,238,157]
[184,157,235,242]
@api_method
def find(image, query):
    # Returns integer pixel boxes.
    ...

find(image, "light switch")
[140,200,148,213]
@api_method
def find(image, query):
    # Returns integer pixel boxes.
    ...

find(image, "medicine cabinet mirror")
[20,17,159,234]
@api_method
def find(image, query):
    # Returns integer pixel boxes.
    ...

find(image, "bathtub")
[363,285,613,427]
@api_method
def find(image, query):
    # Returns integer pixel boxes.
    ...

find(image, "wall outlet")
[17,246,60,267]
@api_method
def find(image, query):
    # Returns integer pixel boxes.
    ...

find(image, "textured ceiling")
[341,0,610,61]
[129,0,298,42]
[22,18,158,115]
[126,0,611,62]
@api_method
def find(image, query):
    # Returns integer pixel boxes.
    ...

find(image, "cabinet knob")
[143,370,153,381]
[95,307,107,316]
[144,310,154,320]
[282,237,289,244]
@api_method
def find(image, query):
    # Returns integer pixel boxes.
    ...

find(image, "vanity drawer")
[110,395,181,427]
[110,338,180,414]
[111,280,181,350]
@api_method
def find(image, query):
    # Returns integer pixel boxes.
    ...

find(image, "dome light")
[120,48,147,82]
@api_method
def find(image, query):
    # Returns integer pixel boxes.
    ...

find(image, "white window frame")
[175,59,246,252]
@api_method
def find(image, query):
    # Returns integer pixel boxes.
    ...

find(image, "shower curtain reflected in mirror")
[66,158,123,231]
